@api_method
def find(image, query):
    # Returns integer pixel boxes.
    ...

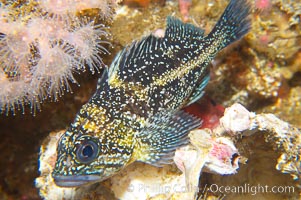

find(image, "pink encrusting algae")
[254,0,272,12]
[0,1,115,115]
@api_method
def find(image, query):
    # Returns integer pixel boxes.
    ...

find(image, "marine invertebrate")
[245,49,282,99]
[0,1,115,115]
[274,0,301,26]
[246,0,301,61]
[219,103,301,182]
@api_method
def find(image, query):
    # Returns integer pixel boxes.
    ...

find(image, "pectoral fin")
[136,110,201,167]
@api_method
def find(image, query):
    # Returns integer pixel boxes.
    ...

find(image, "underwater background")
[0,0,300,199]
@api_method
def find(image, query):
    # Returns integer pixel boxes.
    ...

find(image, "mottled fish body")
[53,0,251,187]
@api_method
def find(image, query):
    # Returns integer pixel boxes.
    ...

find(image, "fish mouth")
[52,174,101,187]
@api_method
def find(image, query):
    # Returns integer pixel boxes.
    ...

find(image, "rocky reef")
[0,0,301,199]
[35,103,301,199]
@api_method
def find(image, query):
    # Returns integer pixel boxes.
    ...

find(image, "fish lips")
[52,174,102,187]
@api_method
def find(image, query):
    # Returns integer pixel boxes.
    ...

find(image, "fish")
[52,0,251,187]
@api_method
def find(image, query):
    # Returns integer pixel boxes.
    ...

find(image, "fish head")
[51,127,105,187]
[51,125,133,187]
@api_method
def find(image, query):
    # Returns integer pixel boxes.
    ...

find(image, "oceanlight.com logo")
[126,183,198,194]
[126,183,295,196]
[204,183,295,196]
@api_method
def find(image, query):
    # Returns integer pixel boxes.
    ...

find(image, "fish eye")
[76,139,99,164]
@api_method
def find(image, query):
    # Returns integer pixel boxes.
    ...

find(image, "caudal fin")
[209,0,251,48]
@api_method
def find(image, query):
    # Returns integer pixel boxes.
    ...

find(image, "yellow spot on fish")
[83,120,98,133]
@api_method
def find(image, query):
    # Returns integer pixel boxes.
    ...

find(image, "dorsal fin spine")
[165,16,205,40]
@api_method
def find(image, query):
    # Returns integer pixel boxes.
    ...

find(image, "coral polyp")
[64,21,110,74]
[0,1,114,115]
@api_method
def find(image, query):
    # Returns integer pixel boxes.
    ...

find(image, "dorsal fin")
[104,16,205,85]
[107,16,205,75]
[96,67,109,89]
[127,34,162,60]
[108,50,122,77]
[106,34,163,75]
[165,16,205,40]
